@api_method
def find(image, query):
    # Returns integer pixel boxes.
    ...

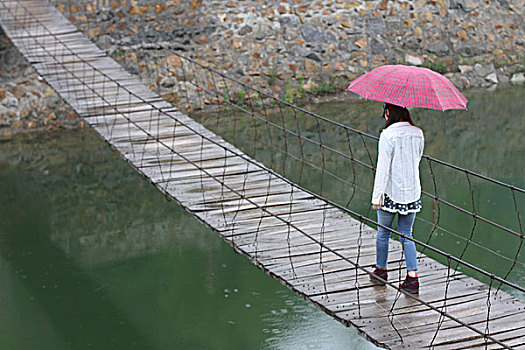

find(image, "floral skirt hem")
[381,193,421,215]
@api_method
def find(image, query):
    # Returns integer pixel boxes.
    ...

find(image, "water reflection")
[262,291,374,350]
[0,131,379,349]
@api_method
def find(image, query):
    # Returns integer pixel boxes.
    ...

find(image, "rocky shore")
[1,0,524,135]
[0,31,82,138]
[54,0,525,92]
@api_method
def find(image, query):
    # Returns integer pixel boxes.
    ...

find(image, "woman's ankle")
[407,270,418,278]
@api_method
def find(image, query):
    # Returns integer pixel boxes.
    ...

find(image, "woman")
[370,103,424,294]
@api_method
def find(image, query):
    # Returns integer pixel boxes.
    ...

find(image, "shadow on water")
[0,132,154,348]
[0,131,378,349]
[0,173,150,348]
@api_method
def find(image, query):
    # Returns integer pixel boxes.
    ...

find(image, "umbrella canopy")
[347,65,468,111]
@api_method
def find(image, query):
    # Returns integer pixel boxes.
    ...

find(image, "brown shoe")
[370,267,388,285]
[400,275,419,294]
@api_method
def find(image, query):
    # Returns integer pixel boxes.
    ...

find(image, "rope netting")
[132,50,524,346]
[135,49,524,285]
[1,0,523,348]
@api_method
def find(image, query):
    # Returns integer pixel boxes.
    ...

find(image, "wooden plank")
[385,308,525,347]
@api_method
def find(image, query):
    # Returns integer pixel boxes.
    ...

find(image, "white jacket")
[371,122,424,205]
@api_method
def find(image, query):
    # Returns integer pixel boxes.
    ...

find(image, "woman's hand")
[373,203,382,210]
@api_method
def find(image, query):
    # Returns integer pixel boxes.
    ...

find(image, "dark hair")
[382,103,415,130]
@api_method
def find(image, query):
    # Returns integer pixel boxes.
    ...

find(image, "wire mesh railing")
[1,0,524,348]
[128,48,524,287]
[128,49,524,347]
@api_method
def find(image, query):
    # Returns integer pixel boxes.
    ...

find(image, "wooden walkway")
[1,1,524,348]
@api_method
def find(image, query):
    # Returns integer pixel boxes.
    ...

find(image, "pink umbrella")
[347,65,468,111]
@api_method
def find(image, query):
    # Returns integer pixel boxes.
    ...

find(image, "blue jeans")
[376,210,418,272]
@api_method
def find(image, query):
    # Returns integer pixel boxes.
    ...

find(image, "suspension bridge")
[1,0,524,348]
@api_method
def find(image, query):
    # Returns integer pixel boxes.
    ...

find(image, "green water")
[0,132,377,349]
